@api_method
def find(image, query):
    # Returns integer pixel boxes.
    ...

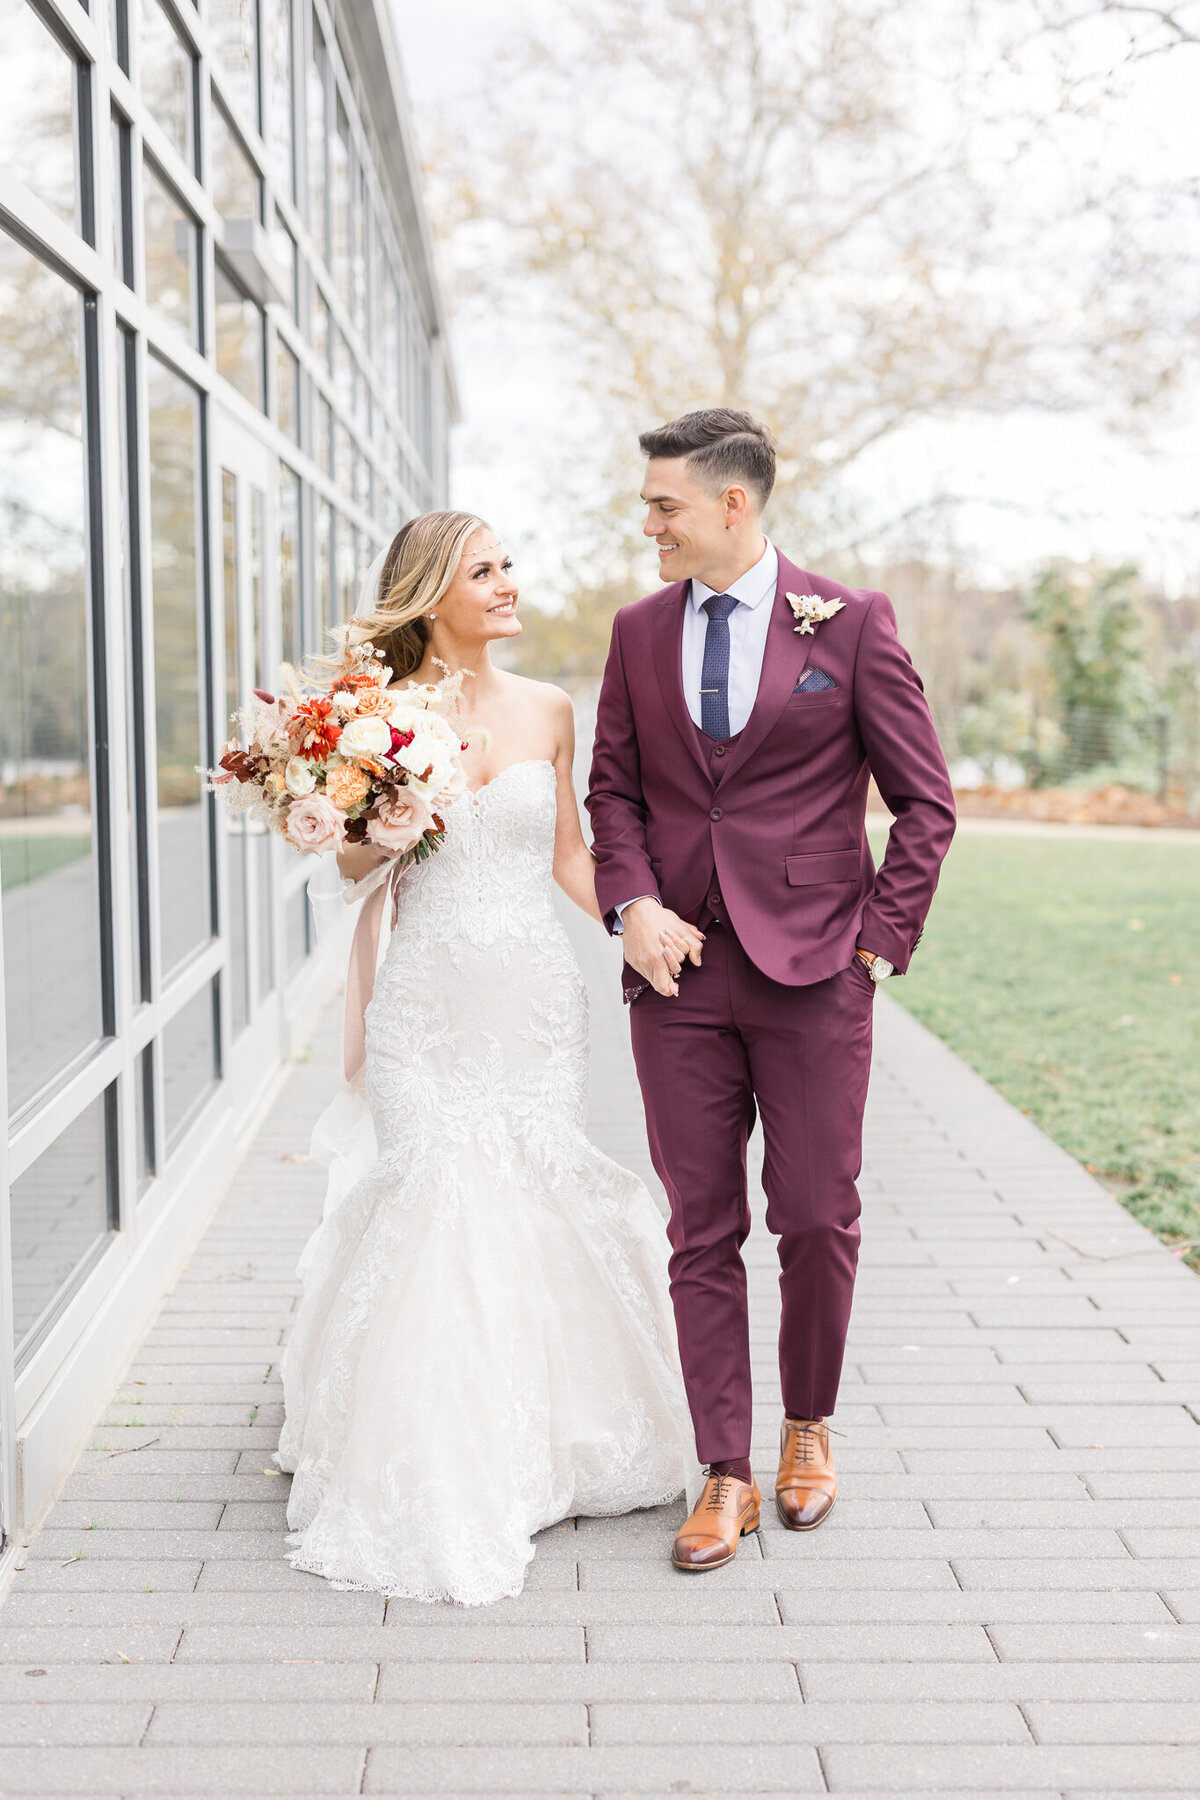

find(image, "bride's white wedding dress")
[277,759,696,1605]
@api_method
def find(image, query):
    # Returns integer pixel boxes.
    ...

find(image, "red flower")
[290,697,343,760]
[389,726,414,755]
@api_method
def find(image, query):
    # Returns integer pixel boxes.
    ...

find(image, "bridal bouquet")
[209,640,468,866]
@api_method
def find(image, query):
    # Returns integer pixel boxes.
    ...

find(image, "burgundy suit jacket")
[585,551,956,997]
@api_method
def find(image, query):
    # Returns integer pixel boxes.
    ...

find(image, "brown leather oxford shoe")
[775,1416,837,1530]
[672,1470,762,1571]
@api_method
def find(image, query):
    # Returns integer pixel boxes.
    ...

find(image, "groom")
[587,409,956,1570]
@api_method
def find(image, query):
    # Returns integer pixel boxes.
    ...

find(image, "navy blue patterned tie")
[699,593,738,739]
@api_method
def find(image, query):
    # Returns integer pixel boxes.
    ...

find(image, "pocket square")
[794,666,837,694]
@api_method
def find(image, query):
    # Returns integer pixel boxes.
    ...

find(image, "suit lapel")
[648,584,711,782]
[721,554,814,778]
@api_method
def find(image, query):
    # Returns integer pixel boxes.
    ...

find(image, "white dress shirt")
[683,537,779,735]
[613,538,779,930]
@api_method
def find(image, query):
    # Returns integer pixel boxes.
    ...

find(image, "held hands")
[622,898,705,997]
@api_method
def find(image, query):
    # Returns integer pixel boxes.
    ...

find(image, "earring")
[427,613,437,621]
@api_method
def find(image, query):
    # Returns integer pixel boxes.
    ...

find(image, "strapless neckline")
[462,758,555,801]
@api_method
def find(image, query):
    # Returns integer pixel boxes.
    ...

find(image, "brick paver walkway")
[3,898,1200,1795]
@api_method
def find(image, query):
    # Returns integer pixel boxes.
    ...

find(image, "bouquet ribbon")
[343,858,404,1084]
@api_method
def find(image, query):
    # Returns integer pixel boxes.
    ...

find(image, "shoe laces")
[787,1421,822,1466]
[702,1469,734,1511]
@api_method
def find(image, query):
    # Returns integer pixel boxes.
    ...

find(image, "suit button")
[714,745,726,757]
[708,892,722,910]
[710,807,723,821]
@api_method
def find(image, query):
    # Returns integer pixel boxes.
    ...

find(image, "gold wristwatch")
[855,948,894,983]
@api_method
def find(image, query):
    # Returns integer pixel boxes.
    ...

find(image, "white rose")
[284,756,317,796]
[338,714,392,760]
[436,760,468,801]
[418,709,461,748]
[395,733,452,797]
[387,697,426,734]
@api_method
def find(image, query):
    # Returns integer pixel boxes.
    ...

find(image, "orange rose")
[352,688,394,719]
[324,760,371,809]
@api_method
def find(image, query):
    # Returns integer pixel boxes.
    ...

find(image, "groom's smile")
[641,452,768,593]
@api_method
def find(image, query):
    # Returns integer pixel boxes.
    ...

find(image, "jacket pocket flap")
[785,850,860,887]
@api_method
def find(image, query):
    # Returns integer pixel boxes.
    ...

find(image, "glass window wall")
[207,0,259,131]
[134,1045,155,1192]
[269,210,298,318]
[143,159,198,343]
[210,100,261,224]
[220,471,249,1038]
[306,17,328,264]
[147,357,211,975]
[1,1,78,231]
[9,1090,114,1355]
[161,980,218,1151]
[285,884,308,972]
[214,261,265,409]
[112,113,134,286]
[336,513,356,625]
[279,464,301,664]
[138,0,195,169]
[0,0,450,1548]
[0,232,103,1117]
[314,497,332,650]
[331,96,351,310]
[262,0,294,200]
[276,338,298,438]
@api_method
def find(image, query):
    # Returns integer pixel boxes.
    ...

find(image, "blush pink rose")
[284,792,345,855]
[367,786,432,854]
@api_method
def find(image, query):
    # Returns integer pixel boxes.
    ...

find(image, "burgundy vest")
[694,724,742,931]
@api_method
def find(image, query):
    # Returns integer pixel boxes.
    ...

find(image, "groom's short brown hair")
[638,408,776,510]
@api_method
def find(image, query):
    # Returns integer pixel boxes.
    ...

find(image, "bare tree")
[428,1,1052,552]
[421,0,1200,673]
[1036,0,1200,58]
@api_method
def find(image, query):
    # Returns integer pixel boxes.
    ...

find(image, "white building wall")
[0,0,454,1562]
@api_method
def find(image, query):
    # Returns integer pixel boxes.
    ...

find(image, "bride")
[277,510,700,1605]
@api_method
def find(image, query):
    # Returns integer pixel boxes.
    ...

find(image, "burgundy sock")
[709,1457,753,1485]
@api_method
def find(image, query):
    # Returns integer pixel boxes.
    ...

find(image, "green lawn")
[873,829,1200,1266]
[0,834,92,891]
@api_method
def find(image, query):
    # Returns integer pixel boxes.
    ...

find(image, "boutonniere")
[787,592,846,635]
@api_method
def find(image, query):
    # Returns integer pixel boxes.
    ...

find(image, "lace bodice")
[388,759,560,951]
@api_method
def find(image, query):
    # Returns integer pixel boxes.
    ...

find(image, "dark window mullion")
[82,289,116,1043]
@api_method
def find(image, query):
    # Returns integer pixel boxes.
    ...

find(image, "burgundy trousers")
[629,920,874,1464]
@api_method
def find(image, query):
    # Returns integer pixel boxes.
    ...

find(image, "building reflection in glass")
[207,0,258,132]
[138,0,194,167]
[143,160,197,343]
[276,339,299,439]
[147,356,211,975]
[161,980,218,1151]
[1,4,77,230]
[210,101,261,226]
[215,261,265,409]
[279,464,301,664]
[262,0,293,199]
[9,1091,112,1353]
[0,231,102,1116]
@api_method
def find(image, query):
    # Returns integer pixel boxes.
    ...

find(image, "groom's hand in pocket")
[623,899,704,998]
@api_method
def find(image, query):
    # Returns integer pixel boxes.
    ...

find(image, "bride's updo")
[343,509,489,681]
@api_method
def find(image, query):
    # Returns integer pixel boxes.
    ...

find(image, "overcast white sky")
[389,0,1200,597]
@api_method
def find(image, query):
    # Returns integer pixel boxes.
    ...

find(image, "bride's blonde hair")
[336,509,490,682]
